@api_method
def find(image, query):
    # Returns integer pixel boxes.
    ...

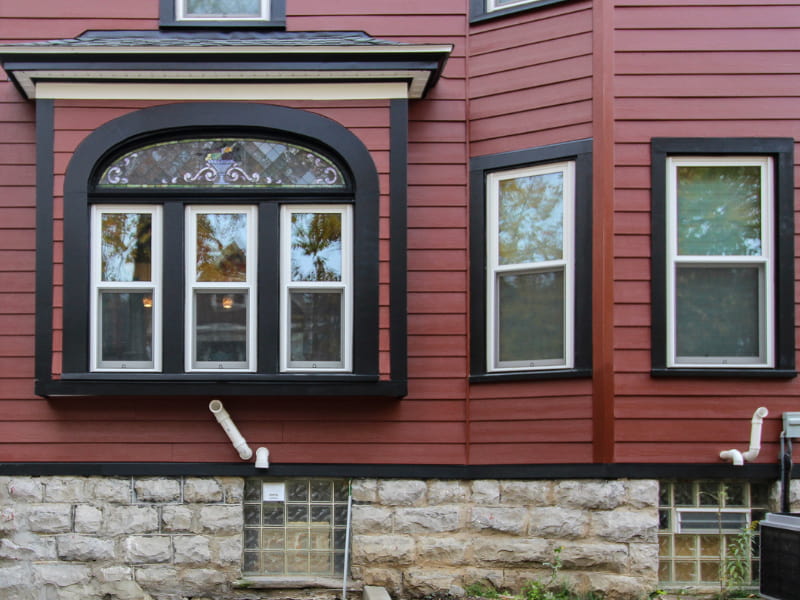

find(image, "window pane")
[677,165,762,256]
[290,292,342,363]
[196,213,248,282]
[675,267,760,358]
[101,213,152,282]
[498,270,564,363]
[195,292,247,363]
[184,0,261,17]
[498,171,563,265]
[100,292,153,364]
[291,213,342,282]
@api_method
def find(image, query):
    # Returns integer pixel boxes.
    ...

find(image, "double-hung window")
[470,139,592,380]
[471,0,573,22]
[651,138,795,376]
[160,0,286,27]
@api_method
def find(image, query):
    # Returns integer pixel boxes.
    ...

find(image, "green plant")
[719,521,759,599]
[465,582,503,599]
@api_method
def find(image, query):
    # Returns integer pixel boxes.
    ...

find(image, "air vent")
[676,508,749,534]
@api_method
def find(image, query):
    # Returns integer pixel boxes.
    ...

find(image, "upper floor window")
[160,0,285,28]
[470,0,573,23]
[651,138,795,377]
[470,139,592,381]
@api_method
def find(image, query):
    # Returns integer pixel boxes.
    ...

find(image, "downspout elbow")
[209,399,253,461]
[741,406,769,463]
[720,449,744,466]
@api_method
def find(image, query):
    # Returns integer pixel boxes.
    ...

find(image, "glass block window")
[658,480,770,588]
[96,138,347,189]
[243,478,350,576]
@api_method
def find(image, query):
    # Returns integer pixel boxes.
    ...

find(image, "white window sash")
[280,205,353,373]
[666,156,774,368]
[486,0,537,12]
[485,161,575,372]
[185,205,257,373]
[175,0,269,21]
[90,205,162,372]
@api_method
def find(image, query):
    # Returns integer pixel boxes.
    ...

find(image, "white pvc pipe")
[209,399,253,461]
[719,406,768,465]
[719,448,744,466]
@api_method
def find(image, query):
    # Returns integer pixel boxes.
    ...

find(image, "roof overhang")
[0,31,452,101]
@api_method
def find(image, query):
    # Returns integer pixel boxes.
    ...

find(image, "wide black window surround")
[469,138,592,382]
[45,102,404,397]
[160,0,286,28]
[651,137,796,378]
[470,0,575,24]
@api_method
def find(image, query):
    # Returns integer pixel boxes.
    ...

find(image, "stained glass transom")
[96,138,347,189]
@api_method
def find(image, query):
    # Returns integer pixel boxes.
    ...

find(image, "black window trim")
[650,137,796,378]
[159,0,286,29]
[36,101,407,398]
[469,0,577,24]
[469,138,593,382]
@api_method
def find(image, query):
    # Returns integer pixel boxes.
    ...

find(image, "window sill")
[37,375,406,398]
[470,368,592,383]
[234,576,361,590]
[651,368,797,379]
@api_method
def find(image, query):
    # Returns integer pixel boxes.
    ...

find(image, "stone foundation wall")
[0,475,661,600]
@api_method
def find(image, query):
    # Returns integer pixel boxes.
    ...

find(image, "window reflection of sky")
[101,213,151,282]
[291,213,342,282]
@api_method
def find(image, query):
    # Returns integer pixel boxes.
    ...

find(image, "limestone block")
[351,534,415,565]
[377,480,427,506]
[0,531,57,560]
[417,536,469,564]
[471,480,500,504]
[184,478,224,503]
[90,478,132,504]
[351,479,378,503]
[428,480,470,504]
[123,535,172,563]
[592,509,658,543]
[57,533,116,561]
[162,505,194,532]
[105,506,159,535]
[556,480,626,510]
[35,563,92,587]
[460,568,505,591]
[181,567,228,590]
[500,481,552,506]
[199,504,242,534]
[470,506,527,534]
[395,506,461,533]
[0,505,18,533]
[558,541,629,573]
[403,567,460,596]
[359,567,403,595]
[134,565,180,592]
[578,572,653,600]
[473,537,551,565]
[44,477,88,503]
[625,480,659,509]
[99,579,155,600]
[27,503,72,533]
[134,478,181,503]
[628,542,659,578]
[0,564,35,594]
[74,504,103,533]
[351,504,393,533]
[216,477,243,503]
[173,534,212,564]
[214,535,243,564]
[5,478,43,502]
[790,480,800,511]
[529,506,589,539]
[94,565,133,583]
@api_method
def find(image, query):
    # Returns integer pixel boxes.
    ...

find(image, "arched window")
[59,102,388,396]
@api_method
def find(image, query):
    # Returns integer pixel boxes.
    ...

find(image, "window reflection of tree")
[291,213,342,282]
[195,213,248,282]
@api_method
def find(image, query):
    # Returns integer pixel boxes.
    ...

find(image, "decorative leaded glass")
[96,138,347,189]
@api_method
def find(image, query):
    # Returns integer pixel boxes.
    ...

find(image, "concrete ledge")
[233,576,362,590]
[363,586,392,600]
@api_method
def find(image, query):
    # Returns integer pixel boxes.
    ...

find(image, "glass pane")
[724,482,746,506]
[263,552,283,574]
[263,530,284,549]
[310,530,331,550]
[244,528,260,549]
[699,482,720,506]
[291,213,342,282]
[288,480,309,502]
[287,551,309,573]
[498,170,564,265]
[101,213,152,282]
[659,482,671,507]
[311,480,332,502]
[286,530,309,549]
[675,561,697,582]
[262,504,284,526]
[675,267,760,358]
[195,292,247,363]
[287,505,308,525]
[700,535,721,556]
[290,292,342,364]
[244,505,260,525]
[677,165,762,256]
[97,138,345,189]
[659,536,671,556]
[185,0,261,17]
[100,292,153,364]
[244,479,261,502]
[310,552,332,573]
[700,561,720,582]
[311,506,332,525]
[196,213,248,282]
[675,535,696,557]
[498,270,564,363]
[675,481,694,506]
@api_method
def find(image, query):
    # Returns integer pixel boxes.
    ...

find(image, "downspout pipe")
[719,406,768,465]
[209,399,253,461]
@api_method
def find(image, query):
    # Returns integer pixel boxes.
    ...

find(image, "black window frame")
[159,0,286,29]
[39,101,405,398]
[469,138,593,382]
[650,137,796,378]
[469,0,576,24]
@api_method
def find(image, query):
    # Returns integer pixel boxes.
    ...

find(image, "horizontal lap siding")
[613,1,800,463]
[466,2,594,464]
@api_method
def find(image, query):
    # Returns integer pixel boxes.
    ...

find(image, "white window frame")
[90,205,163,373]
[175,0,270,21]
[280,205,353,373]
[675,507,751,534]
[185,205,258,373]
[486,0,537,11]
[486,161,575,372]
[666,156,774,368]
